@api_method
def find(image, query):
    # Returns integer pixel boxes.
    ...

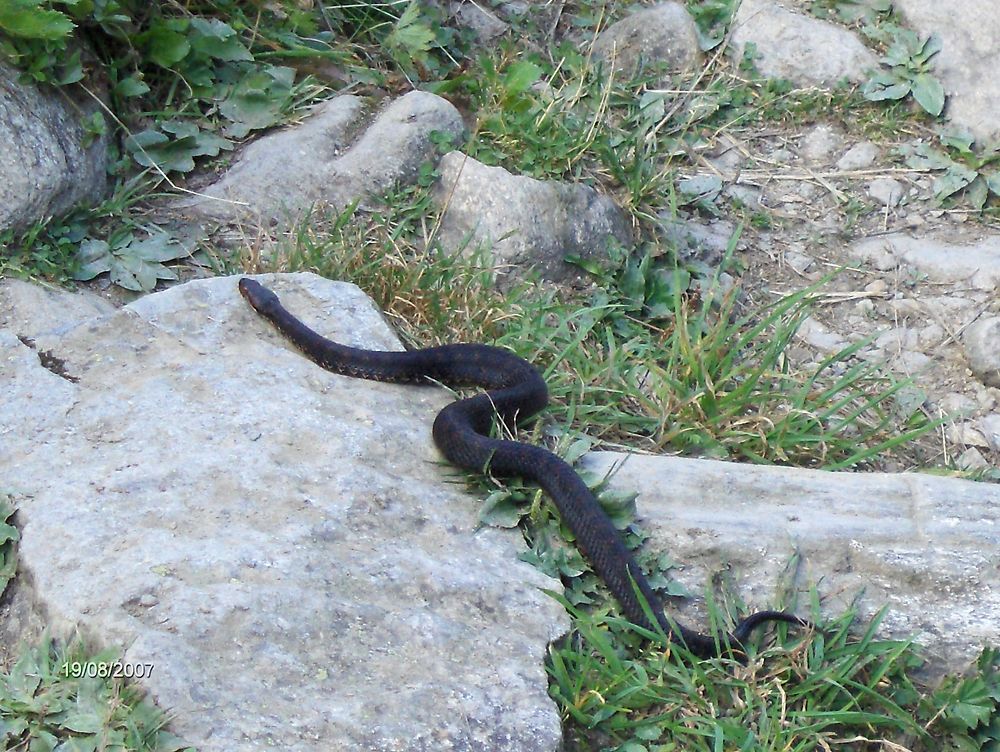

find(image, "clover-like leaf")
[219,65,295,138]
[126,121,232,173]
[0,0,75,40]
[141,24,190,68]
[189,17,252,62]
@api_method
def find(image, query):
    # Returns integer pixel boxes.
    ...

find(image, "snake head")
[238,278,281,315]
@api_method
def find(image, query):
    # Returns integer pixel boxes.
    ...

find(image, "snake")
[238,277,809,657]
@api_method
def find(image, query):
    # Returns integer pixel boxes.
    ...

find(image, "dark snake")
[238,277,809,657]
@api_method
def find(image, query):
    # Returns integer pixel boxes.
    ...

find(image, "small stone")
[725,184,762,209]
[938,392,977,417]
[783,250,814,274]
[139,593,159,608]
[864,279,888,295]
[897,350,932,372]
[796,316,847,352]
[979,414,1000,451]
[593,2,701,79]
[962,316,1000,388]
[868,178,905,206]
[947,422,990,448]
[956,447,989,471]
[836,142,879,170]
[800,124,843,162]
[769,148,795,164]
[918,323,945,347]
[453,1,508,40]
[875,327,918,351]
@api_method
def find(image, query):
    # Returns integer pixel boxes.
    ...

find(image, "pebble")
[783,250,814,274]
[800,124,843,161]
[868,177,905,206]
[962,316,1000,388]
[956,447,989,471]
[979,414,1000,451]
[865,279,888,295]
[836,141,879,170]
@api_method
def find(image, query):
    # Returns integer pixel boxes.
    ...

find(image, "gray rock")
[939,391,978,417]
[962,316,1000,388]
[593,2,701,79]
[0,60,110,233]
[0,274,565,752]
[731,0,878,86]
[584,451,1000,674]
[895,0,1000,144]
[956,447,989,471]
[868,177,906,207]
[796,315,848,352]
[433,152,632,280]
[850,232,1000,289]
[659,217,740,266]
[0,278,115,337]
[837,142,880,171]
[783,250,814,274]
[452,0,509,40]
[799,124,843,162]
[181,91,465,225]
[978,414,1000,451]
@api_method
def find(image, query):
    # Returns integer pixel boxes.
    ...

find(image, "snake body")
[238,277,807,657]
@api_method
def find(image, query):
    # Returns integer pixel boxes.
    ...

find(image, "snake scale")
[239,277,808,657]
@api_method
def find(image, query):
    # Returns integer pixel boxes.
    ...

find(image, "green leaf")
[966,175,989,210]
[60,709,103,734]
[114,74,149,99]
[912,73,945,116]
[934,164,978,200]
[863,74,911,102]
[918,33,943,63]
[188,17,252,62]
[940,128,976,156]
[503,60,543,97]
[126,122,232,173]
[219,66,295,137]
[72,232,193,291]
[72,239,113,280]
[28,729,58,752]
[0,522,19,546]
[479,492,524,528]
[385,1,434,66]
[0,0,74,40]
[985,172,1000,197]
[142,25,190,68]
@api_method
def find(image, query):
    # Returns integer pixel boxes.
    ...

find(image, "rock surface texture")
[895,0,1000,144]
[730,0,878,85]
[433,151,632,280]
[1,274,565,752]
[181,91,466,225]
[0,60,110,233]
[585,452,1000,675]
[592,2,702,79]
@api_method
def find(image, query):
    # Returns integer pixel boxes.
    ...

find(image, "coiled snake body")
[239,277,807,657]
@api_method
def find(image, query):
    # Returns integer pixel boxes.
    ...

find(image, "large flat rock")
[0,273,565,751]
[585,452,1000,672]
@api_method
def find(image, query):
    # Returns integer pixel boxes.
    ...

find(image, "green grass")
[550,605,1000,751]
[0,634,192,751]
